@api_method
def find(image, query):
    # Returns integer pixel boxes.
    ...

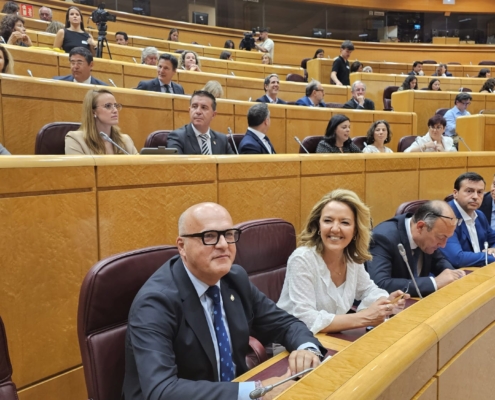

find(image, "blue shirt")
[443,105,470,137]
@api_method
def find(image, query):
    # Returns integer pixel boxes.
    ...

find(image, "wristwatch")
[304,347,325,361]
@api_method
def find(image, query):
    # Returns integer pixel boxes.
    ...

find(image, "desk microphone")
[485,241,489,266]
[249,368,314,399]
[363,141,368,149]
[99,132,130,155]
[397,243,423,299]
[231,71,235,76]
[415,137,424,152]
[294,136,309,153]
[132,57,138,64]
[227,127,240,154]
[458,136,472,151]
[108,78,117,87]
[27,69,33,77]
[248,97,252,101]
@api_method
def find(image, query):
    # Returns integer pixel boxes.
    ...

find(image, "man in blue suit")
[238,103,276,154]
[295,80,326,107]
[53,47,108,86]
[441,172,495,267]
[136,53,185,94]
[256,74,287,104]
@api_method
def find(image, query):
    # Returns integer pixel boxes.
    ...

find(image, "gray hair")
[351,81,366,92]
[141,46,158,63]
[412,200,451,231]
[263,73,279,91]
[247,103,270,127]
[306,79,321,97]
[362,66,373,73]
[39,6,52,16]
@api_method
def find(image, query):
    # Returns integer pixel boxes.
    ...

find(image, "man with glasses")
[53,47,107,85]
[441,172,495,267]
[367,200,465,297]
[296,79,326,107]
[123,202,326,400]
[443,92,472,144]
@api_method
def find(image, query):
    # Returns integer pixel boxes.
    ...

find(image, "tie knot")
[200,133,208,140]
[206,285,221,304]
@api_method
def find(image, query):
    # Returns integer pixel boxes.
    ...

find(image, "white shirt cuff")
[430,276,437,291]
[238,382,256,400]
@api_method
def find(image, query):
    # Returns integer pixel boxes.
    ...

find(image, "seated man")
[367,200,465,297]
[167,90,233,154]
[239,103,276,154]
[296,80,326,107]
[256,74,287,104]
[123,202,325,400]
[136,53,184,94]
[115,31,128,45]
[342,81,375,110]
[53,47,107,86]
[478,173,495,230]
[141,46,159,66]
[441,172,495,267]
[38,6,52,22]
[443,92,472,141]
[408,61,423,76]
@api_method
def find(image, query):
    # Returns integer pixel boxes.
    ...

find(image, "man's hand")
[288,349,320,374]
[434,269,465,289]
[482,247,495,256]
[356,95,365,106]
[261,368,295,400]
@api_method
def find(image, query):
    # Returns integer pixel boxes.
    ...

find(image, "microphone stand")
[99,132,130,155]
[397,243,423,299]
[249,368,314,399]
[294,136,310,154]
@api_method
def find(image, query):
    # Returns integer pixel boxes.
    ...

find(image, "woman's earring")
[94,115,96,118]
[317,230,321,235]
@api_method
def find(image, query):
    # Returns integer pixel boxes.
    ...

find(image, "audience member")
[313,48,324,59]
[277,189,408,333]
[167,90,234,155]
[0,142,10,155]
[179,50,202,72]
[316,114,361,154]
[404,114,456,153]
[1,2,18,14]
[331,40,354,86]
[167,28,179,42]
[224,39,235,49]
[408,61,424,76]
[137,53,184,94]
[261,53,272,65]
[256,74,287,104]
[54,6,95,54]
[0,44,15,74]
[398,75,418,91]
[477,68,491,78]
[141,47,159,66]
[239,103,275,154]
[296,80,326,107]
[443,92,472,140]
[46,21,64,34]
[427,78,441,91]
[441,172,495,267]
[254,28,274,62]
[115,31,128,45]
[122,202,325,399]
[367,200,465,297]
[65,88,137,155]
[479,173,495,230]
[342,81,375,110]
[53,47,107,85]
[432,63,452,77]
[219,51,232,60]
[202,80,223,98]
[362,120,393,153]
[362,66,373,73]
[350,61,363,73]
[39,6,53,22]
[0,15,32,47]
[480,78,495,93]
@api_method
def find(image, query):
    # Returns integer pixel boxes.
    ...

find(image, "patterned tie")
[205,286,235,381]
[200,134,210,155]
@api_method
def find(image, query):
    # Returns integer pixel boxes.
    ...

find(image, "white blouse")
[277,246,389,334]
[404,132,457,152]
[362,145,393,153]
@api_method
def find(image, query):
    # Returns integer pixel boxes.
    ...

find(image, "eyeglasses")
[424,212,462,227]
[181,229,241,246]
[96,103,123,111]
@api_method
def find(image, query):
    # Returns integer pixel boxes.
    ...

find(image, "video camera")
[239,28,257,51]
[91,3,117,24]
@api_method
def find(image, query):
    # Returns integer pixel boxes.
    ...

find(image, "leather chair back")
[435,108,449,116]
[383,86,399,110]
[479,61,495,65]
[300,58,311,69]
[422,60,437,64]
[397,135,417,152]
[286,73,305,82]
[35,122,80,155]
[459,87,472,92]
[395,200,428,215]
[0,316,18,400]
[77,246,179,400]
[144,130,171,148]
[325,102,344,108]
[352,136,367,150]
[299,135,324,153]
[228,133,244,154]
[234,218,296,303]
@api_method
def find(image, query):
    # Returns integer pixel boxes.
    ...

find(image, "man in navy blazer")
[136,53,185,94]
[256,74,287,104]
[123,202,325,400]
[53,47,107,86]
[295,79,326,107]
[238,103,276,154]
[478,174,495,229]
[441,172,495,267]
[342,81,375,110]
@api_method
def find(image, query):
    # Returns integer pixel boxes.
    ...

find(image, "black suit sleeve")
[342,102,354,109]
[166,130,185,154]
[136,80,148,91]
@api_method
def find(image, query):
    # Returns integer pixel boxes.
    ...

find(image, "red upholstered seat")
[383,86,399,111]
[144,130,171,147]
[435,108,449,116]
[286,73,305,82]
[422,60,437,64]
[299,135,324,153]
[352,136,367,150]
[397,135,417,152]
[228,133,244,154]
[395,200,428,215]
[0,316,18,400]
[35,122,81,155]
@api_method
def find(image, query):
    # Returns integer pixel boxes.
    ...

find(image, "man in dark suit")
[479,191,494,228]
[408,61,423,76]
[441,172,495,267]
[167,90,234,155]
[239,103,275,154]
[53,47,107,86]
[136,53,185,94]
[295,80,326,107]
[256,74,287,104]
[123,202,325,400]
[342,81,375,110]
[367,200,465,297]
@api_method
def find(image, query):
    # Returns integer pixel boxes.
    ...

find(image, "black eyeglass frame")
[424,212,462,227]
[180,228,242,246]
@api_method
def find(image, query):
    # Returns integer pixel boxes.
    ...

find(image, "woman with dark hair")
[316,114,361,154]
[179,50,202,72]
[313,48,324,59]
[477,68,491,78]
[362,120,393,153]
[350,61,363,73]
[219,51,232,60]
[0,44,14,74]
[224,39,235,49]
[53,6,95,54]
[427,78,441,91]
[0,15,32,47]
[1,1,19,14]
[167,28,179,42]
[404,114,456,152]
[399,75,418,91]
[480,78,495,93]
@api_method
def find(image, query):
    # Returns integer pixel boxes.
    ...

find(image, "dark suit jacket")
[136,77,185,94]
[167,124,234,155]
[342,98,375,110]
[295,96,326,107]
[238,129,275,154]
[440,200,495,267]
[255,94,287,104]
[479,192,492,224]
[123,255,324,400]
[53,75,108,86]
[367,213,454,297]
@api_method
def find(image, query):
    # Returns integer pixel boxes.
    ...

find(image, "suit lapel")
[398,215,417,275]
[451,202,474,251]
[186,124,202,154]
[152,78,162,93]
[210,131,223,155]
[247,131,269,154]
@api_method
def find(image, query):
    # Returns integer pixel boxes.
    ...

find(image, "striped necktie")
[200,134,210,155]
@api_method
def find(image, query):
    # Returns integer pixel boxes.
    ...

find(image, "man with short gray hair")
[256,74,286,104]
[39,6,52,22]
[238,103,275,154]
[343,81,375,110]
[295,79,326,107]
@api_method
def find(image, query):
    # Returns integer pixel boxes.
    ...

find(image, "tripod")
[95,22,112,59]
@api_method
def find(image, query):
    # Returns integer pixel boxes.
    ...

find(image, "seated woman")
[477,68,491,79]
[53,6,95,54]
[404,114,456,152]
[141,47,158,66]
[427,78,441,91]
[398,75,418,91]
[167,28,179,42]
[202,80,223,98]
[350,61,363,73]
[277,189,408,334]
[65,88,138,155]
[219,51,232,60]
[313,48,324,59]
[362,120,393,153]
[0,44,15,74]
[224,39,235,49]
[480,78,495,93]
[46,21,64,35]
[261,53,272,65]
[0,15,32,47]
[179,50,202,72]
[316,114,361,154]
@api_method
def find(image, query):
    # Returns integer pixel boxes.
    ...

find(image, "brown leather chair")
[227,133,244,154]
[234,218,296,302]
[397,135,417,152]
[144,130,171,148]
[444,194,454,202]
[0,316,18,400]
[459,87,472,92]
[448,62,461,65]
[325,102,344,108]
[352,136,367,150]
[300,58,311,69]
[383,86,399,111]
[422,60,437,64]
[395,200,428,215]
[435,108,449,116]
[298,135,324,153]
[479,61,495,65]
[35,122,80,154]
[286,73,305,82]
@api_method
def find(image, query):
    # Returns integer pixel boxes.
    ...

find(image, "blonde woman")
[179,50,201,72]
[277,189,408,334]
[65,89,137,155]
[261,53,272,65]
[201,80,224,98]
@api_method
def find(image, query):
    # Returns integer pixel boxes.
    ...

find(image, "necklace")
[334,258,346,276]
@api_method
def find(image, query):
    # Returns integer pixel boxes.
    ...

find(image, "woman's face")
[170,31,179,42]
[0,51,5,72]
[261,54,270,64]
[335,120,351,144]
[410,79,417,89]
[432,80,441,91]
[487,72,492,78]
[317,51,324,59]
[94,93,119,127]
[358,64,363,72]
[14,21,25,33]
[373,123,388,146]
[319,201,356,255]
[428,122,445,141]
[68,9,81,25]
[184,52,197,69]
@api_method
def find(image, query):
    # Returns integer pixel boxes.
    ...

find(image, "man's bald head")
[178,202,232,234]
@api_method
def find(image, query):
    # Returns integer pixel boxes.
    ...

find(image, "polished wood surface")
[456,114,495,152]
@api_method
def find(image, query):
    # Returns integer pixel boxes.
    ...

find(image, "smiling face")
[265,76,279,97]
[319,201,355,256]
[94,93,119,127]
[334,120,351,145]
[373,123,388,146]
[156,58,175,83]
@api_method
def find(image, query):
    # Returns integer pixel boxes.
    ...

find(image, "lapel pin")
[213,141,216,145]
[230,294,235,301]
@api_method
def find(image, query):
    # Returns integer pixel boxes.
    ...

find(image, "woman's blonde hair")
[0,44,14,74]
[202,80,223,98]
[180,50,201,70]
[80,88,126,154]
[261,53,273,65]
[299,189,372,264]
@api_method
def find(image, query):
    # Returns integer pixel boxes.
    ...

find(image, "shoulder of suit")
[66,130,84,139]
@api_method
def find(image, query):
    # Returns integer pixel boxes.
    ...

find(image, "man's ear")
[415,220,425,232]
[453,189,459,200]
[88,61,94,71]
[177,236,186,257]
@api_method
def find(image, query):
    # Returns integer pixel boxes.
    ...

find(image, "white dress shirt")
[160,82,174,93]
[76,75,92,84]
[247,127,272,153]
[191,124,212,154]
[454,200,480,252]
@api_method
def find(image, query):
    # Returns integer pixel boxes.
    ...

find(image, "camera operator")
[255,28,274,62]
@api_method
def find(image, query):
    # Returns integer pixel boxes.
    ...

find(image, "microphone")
[415,137,424,152]
[229,133,239,155]
[27,69,33,77]
[108,78,117,87]
[294,136,309,154]
[248,97,252,102]
[458,136,472,151]
[485,241,488,266]
[99,132,130,155]
[397,244,423,299]
[249,368,314,399]
[132,57,138,64]
[231,71,235,76]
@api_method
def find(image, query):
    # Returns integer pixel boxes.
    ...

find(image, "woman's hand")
[359,297,394,326]
[388,290,410,314]
[189,64,201,72]
[7,31,23,45]
[21,33,32,47]
[87,36,96,47]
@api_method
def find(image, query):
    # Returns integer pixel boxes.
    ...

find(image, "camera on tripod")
[91,3,116,59]
[91,3,117,24]
[239,28,257,51]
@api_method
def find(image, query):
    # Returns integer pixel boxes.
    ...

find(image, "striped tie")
[200,134,210,155]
